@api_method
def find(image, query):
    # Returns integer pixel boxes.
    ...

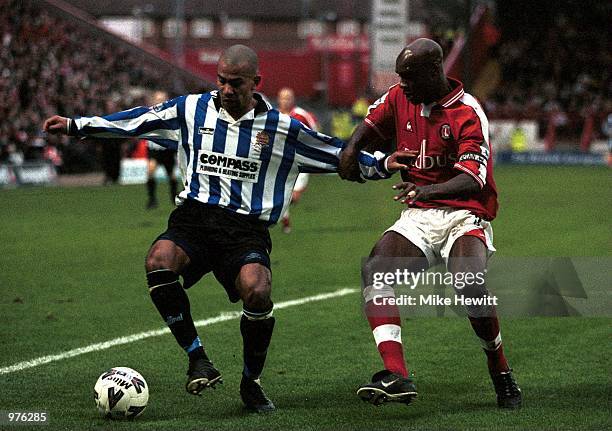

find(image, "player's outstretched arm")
[392,173,480,204]
[358,149,418,181]
[43,115,69,135]
[339,122,386,181]
[290,121,409,182]
[43,98,184,150]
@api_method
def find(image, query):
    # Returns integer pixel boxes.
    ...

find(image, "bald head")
[395,38,444,75]
[219,44,259,76]
[394,38,450,105]
[216,45,261,120]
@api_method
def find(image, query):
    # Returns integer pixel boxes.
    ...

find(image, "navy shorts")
[155,199,272,302]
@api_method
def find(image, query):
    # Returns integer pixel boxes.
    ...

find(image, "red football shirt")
[290,106,319,132]
[365,78,498,220]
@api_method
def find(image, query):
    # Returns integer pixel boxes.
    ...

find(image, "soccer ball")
[94,367,149,419]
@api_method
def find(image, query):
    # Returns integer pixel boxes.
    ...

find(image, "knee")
[145,241,186,273]
[238,268,272,310]
[145,249,166,272]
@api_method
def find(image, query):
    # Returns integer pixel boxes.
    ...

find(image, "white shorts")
[385,207,495,267]
[294,173,309,192]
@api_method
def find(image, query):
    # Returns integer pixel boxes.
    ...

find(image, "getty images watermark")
[370,267,498,307]
[360,256,611,317]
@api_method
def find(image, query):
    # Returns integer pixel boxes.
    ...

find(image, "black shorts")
[155,199,272,303]
[149,149,176,173]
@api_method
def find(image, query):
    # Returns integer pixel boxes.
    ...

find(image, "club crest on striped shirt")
[253,131,270,150]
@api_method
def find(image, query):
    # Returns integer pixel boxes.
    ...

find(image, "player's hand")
[43,115,69,135]
[392,182,436,204]
[385,150,419,172]
[338,148,365,183]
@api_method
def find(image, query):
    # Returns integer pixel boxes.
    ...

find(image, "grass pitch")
[0,165,610,430]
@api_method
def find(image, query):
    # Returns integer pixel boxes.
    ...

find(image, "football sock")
[169,178,178,202]
[468,316,510,375]
[146,178,156,201]
[365,300,408,377]
[147,269,207,361]
[240,304,275,380]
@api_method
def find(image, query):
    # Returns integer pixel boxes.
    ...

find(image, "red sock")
[365,300,408,377]
[468,316,510,375]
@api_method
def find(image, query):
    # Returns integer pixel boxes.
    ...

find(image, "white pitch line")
[0,287,358,375]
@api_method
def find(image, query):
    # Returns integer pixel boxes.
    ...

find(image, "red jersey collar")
[419,77,464,117]
[439,77,464,107]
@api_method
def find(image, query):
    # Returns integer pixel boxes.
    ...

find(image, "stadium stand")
[485,2,610,148]
[0,0,210,173]
[1,0,608,177]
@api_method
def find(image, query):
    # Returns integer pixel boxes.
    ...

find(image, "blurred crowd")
[485,7,610,131]
[1,0,609,175]
[0,0,171,172]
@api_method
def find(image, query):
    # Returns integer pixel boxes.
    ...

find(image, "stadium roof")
[62,0,372,20]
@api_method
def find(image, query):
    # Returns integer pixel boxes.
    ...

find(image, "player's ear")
[253,75,261,86]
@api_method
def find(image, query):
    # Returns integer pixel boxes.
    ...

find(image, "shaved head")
[219,44,259,76]
[394,38,449,105]
[395,38,444,74]
[216,44,261,120]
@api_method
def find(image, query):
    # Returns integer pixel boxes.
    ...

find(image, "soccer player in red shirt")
[339,38,521,409]
[277,87,320,233]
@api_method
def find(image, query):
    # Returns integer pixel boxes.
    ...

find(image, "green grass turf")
[0,165,610,430]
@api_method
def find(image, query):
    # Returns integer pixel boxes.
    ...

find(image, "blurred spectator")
[276,87,319,233]
[351,95,370,120]
[97,99,125,185]
[145,90,178,208]
[1,143,24,166]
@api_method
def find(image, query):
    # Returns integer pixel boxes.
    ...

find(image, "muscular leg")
[447,236,509,374]
[235,263,274,380]
[145,240,208,361]
[234,263,276,411]
[363,232,429,377]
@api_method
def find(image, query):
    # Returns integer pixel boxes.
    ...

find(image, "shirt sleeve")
[290,119,393,178]
[69,96,184,151]
[291,119,345,173]
[358,150,392,180]
[363,89,395,140]
[453,108,490,189]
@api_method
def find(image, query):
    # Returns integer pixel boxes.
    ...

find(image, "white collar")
[218,107,255,124]
[420,102,435,118]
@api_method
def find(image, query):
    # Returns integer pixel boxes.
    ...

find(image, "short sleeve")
[364,89,396,141]
[453,108,490,188]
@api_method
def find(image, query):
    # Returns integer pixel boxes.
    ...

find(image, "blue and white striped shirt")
[69,91,389,224]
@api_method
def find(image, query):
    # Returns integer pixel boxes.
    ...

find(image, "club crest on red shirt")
[406,120,413,132]
[440,124,452,140]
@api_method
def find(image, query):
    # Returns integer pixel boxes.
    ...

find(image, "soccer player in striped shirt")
[339,38,522,409]
[43,44,389,413]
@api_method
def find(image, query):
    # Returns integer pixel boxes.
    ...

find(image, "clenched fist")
[43,115,69,135]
